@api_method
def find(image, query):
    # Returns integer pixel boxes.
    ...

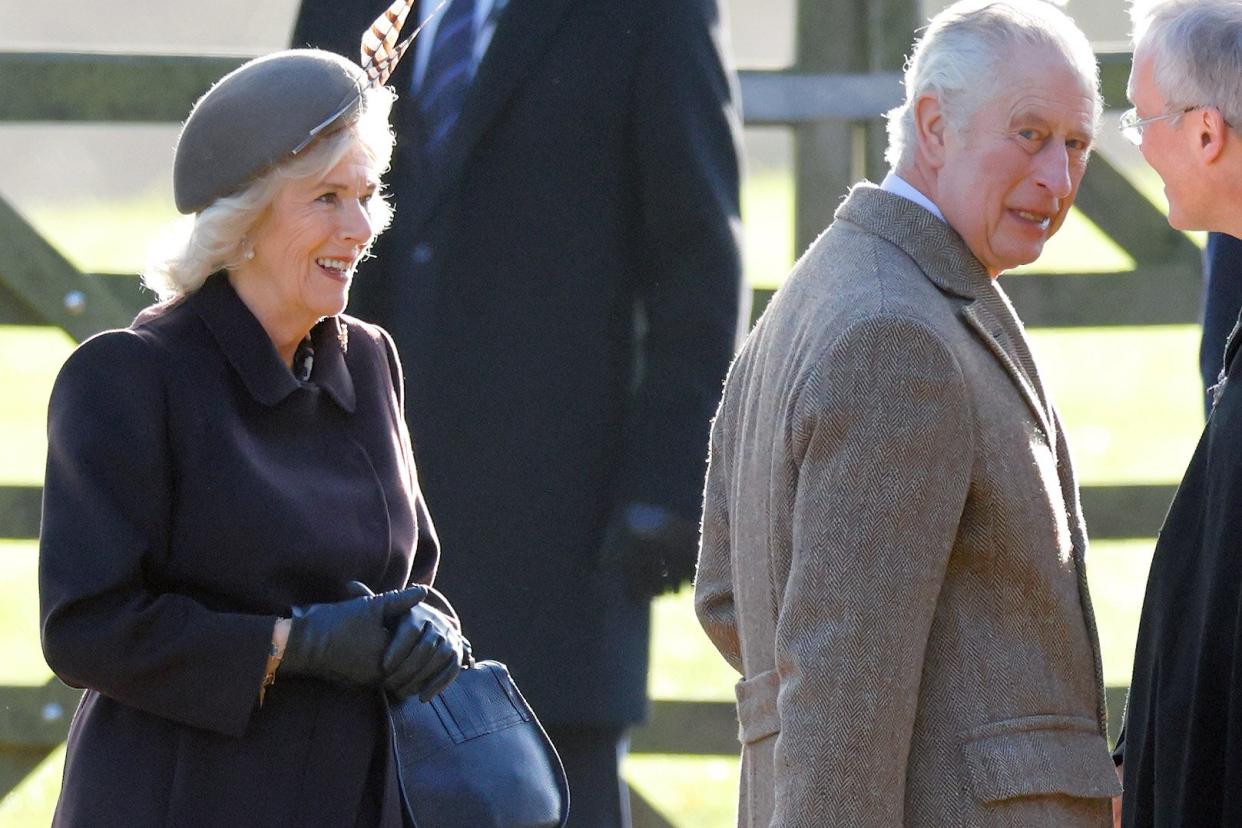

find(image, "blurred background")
[0,0,1203,824]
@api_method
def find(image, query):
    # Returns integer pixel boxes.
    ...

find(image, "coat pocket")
[735,668,780,745]
[959,714,1121,803]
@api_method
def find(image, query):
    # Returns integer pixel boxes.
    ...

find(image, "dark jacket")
[1119,306,1242,826]
[293,0,743,725]
[39,272,447,826]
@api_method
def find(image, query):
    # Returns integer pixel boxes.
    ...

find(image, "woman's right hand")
[280,582,429,687]
[382,603,466,702]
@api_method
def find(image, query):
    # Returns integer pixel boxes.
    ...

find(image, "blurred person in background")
[38,31,466,826]
[696,1,1121,824]
[1115,1,1242,825]
[292,0,744,824]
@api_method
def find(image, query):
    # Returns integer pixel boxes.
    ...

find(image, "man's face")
[1128,46,1203,230]
[933,48,1096,276]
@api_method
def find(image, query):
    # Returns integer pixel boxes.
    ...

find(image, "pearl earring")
[243,244,255,261]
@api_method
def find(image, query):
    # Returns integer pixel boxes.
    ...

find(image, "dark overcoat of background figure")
[293,0,743,822]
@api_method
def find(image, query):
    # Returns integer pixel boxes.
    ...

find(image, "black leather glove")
[599,502,700,601]
[382,597,467,702]
[281,581,428,687]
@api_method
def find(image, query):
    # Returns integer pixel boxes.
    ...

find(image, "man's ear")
[1199,106,1230,165]
[914,93,949,168]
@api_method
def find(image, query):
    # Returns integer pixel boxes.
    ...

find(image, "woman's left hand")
[382,603,466,702]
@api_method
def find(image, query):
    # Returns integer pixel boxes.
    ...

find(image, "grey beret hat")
[173,49,368,214]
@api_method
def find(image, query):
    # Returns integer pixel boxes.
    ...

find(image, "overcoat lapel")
[959,303,1053,439]
[406,0,576,230]
[835,184,1054,440]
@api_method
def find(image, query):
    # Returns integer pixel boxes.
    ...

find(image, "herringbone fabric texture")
[695,184,1118,827]
[418,0,476,158]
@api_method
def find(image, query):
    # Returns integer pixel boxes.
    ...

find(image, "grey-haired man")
[695,1,1120,824]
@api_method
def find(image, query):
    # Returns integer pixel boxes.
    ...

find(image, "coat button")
[412,243,434,264]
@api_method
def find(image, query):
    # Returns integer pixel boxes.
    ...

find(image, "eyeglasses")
[1119,106,1200,145]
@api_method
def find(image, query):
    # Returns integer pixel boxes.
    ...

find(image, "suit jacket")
[294,0,743,725]
[39,273,449,827]
[695,185,1120,827]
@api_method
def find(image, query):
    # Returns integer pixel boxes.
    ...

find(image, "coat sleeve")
[39,330,276,738]
[616,0,744,526]
[694,402,742,673]
[773,315,972,826]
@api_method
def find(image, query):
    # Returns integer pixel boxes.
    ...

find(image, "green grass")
[1088,540,1156,688]
[1012,207,1135,274]
[18,187,178,277]
[625,753,740,827]
[1030,325,1204,485]
[0,746,65,827]
[0,542,47,687]
[0,327,74,486]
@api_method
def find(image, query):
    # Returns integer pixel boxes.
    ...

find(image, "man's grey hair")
[1131,0,1242,132]
[885,0,1101,170]
[143,85,396,301]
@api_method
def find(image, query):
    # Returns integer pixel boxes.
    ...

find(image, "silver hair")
[885,0,1101,170]
[1131,0,1242,130]
[142,85,396,301]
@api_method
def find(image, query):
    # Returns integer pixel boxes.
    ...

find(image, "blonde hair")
[143,85,396,301]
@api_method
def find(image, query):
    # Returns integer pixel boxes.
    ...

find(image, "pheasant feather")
[360,0,446,86]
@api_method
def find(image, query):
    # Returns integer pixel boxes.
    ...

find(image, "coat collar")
[192,272,357,413]
[834,182,992,300]
[835,183,1053,439]
[960,302,1054,441]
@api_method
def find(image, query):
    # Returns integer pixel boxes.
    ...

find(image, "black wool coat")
[39,273,449,827]
[293,0,743,726]
[1119,321,1242,826]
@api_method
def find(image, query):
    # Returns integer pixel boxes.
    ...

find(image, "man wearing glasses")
[1115,1,1242,825]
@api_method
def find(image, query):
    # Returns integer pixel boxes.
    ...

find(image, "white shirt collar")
[879,172,945,223]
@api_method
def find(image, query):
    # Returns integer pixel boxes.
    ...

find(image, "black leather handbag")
[386,658,569,828]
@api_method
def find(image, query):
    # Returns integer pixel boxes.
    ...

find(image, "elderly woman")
[38,42,465,826]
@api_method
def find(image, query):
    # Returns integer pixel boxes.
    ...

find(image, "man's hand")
[599,502,700,601]
[281,582,428,687]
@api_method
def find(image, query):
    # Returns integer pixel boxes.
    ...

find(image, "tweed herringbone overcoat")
[695,185,1121,827]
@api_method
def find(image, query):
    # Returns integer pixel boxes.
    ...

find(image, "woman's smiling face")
[236,143,380,342]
